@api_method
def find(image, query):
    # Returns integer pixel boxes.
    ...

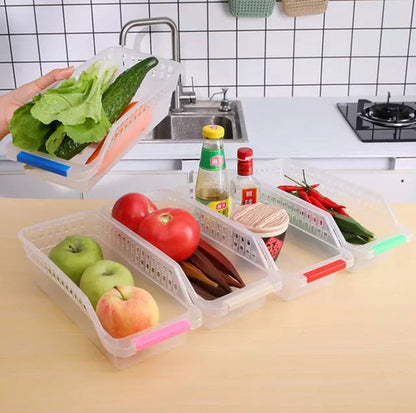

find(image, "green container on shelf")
[229,0,276,17]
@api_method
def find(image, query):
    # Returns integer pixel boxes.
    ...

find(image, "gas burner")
[358,92,416,128]
[336,92,416,143]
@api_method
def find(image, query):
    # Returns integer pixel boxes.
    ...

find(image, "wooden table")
[1,199,415,412]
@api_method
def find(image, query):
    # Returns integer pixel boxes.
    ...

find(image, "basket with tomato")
[111,192,247,301]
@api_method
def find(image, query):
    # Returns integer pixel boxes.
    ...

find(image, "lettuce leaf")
[30,60,117,126]
[10,102,57,151]
[10,60,118,155]
[45,108,111,155]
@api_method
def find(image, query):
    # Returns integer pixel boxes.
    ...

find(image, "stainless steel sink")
[143,100,248,142]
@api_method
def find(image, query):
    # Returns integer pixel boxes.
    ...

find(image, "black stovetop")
[337,100,416,143]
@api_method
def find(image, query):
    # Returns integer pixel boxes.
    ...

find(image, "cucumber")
[54,56,159,160]
[53,137,89,160]
[102,56,158,123]
[332,211,375,244]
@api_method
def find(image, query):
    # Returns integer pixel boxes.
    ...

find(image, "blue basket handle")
[17,151,70,177]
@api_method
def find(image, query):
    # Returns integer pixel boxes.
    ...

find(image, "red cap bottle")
[237,147,254,176]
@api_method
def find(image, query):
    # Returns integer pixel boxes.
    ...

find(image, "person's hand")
[0,66,74,140]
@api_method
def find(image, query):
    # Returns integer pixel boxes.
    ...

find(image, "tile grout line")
[89,0,96,55]
[319,12,326,97]
[32,0,42,76]
[235,16,238,98]
[3,0,17,88]
[375,0,386,96]
[206,0,210,97]
[263,17,267,98]
[60,0,70,67]
[291,17,296,97]
[403,0,415,95]
[347,0,356,97]
[119,0,123,47]
[148,0,153,54]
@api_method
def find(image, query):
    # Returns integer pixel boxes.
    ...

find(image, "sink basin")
[143,100,248,142]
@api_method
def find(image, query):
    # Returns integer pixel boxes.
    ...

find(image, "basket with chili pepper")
[278,170,376,245]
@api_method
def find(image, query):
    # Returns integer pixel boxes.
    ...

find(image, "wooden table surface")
[1,199,415,413]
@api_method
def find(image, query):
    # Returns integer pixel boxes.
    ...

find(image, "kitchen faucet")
[209,88,232,112]
[119,17,196,113]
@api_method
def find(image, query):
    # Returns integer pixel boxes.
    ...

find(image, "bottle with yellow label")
[195,125,230,217]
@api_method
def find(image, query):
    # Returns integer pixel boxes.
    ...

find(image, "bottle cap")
[202,125,225,140]
[237,147,253,161]
[237,147,254,176]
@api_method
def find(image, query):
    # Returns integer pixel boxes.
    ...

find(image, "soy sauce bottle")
[195,125,230,217]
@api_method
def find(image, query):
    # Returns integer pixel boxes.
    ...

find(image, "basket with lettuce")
[9,56,158,161]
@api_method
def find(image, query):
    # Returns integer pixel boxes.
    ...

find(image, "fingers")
[13,66,74,103]
[33,66,74,92]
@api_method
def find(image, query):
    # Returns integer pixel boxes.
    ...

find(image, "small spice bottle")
[230,147,261,208]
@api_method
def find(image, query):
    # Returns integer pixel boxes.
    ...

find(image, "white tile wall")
[294,30,323,57]
[323,29,351,57]
[350,57,379,84]
[0,0,414,97]
[266,31,294,57]
[322,58,350,84]
[238,31,265,59]
[64,5,92,33]
[381,28,410,56]
[39,34,67,61]
[352,29,381,57]
[210,59,236,86]
[238,59,264,85]
[378,57,407,83]
[266,59,293,85]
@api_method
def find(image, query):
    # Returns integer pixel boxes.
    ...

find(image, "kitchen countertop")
[2,198,416,412]
[2,97,416,164]
[102,96,416,161]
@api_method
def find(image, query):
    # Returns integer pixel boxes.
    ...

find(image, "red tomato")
[111,193,157,232]
[137,208,200,262]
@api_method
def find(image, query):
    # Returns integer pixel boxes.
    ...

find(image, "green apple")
[79,260,135,309]
[48,235,103,285]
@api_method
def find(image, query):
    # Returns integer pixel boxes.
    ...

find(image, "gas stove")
[337,93,416,143]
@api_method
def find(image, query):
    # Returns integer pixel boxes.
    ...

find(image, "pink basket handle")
[134,319,191,351]
[303,259,347,283]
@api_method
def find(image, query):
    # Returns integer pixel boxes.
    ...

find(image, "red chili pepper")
[278,184,319,192]
[334,206,350,217]
[309,189,344,210]
[308,195,328,212]
[278,185,306,192]
[298,190,311,203]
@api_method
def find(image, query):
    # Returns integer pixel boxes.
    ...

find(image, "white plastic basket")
[256,159,413,272]
[102,190,282,328]
[258,183,354,300]
[18,211,201,369]
[7,46,181,192]
[183,180,354,300]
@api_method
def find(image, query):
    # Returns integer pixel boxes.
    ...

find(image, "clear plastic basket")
[18,211,201,369]
[183,180,354,300]
[102,190,282,328]
[256,159,413,272]
[7,46,181,193]
[259,183,354,300]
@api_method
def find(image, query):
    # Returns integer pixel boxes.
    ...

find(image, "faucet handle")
[221,88,229,100]
[209,90,223,101]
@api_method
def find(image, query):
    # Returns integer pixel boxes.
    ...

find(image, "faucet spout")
[119,17,179,62]
[120,17,192,112]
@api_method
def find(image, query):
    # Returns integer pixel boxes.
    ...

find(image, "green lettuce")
[10,60,118,156]
[9,102,57,151]
[31,60,117,126]
[45,109,111,154]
